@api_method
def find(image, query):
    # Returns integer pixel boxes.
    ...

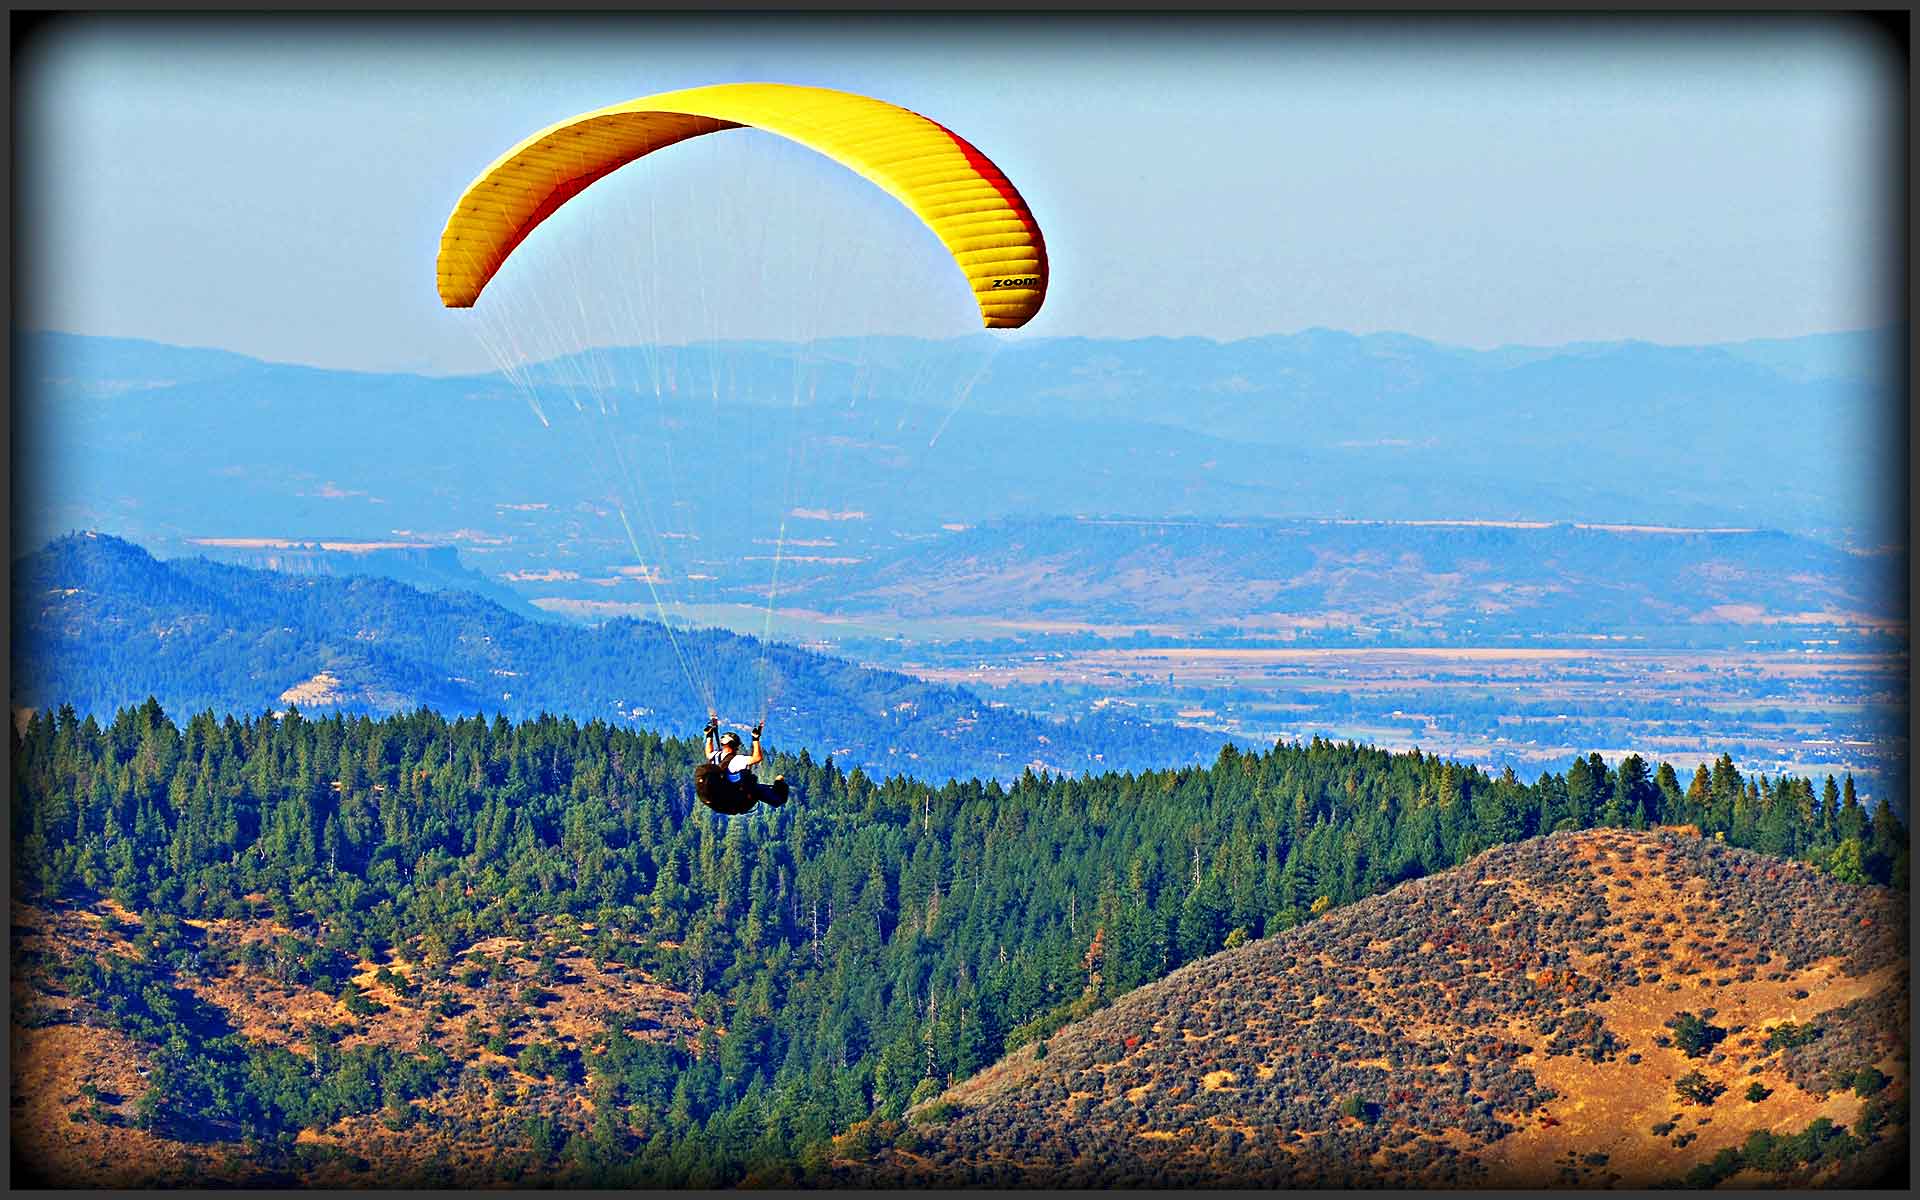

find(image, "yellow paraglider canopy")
[437,82,1048,328]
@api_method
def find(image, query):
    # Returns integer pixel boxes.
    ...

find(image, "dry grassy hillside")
[838,829,1908,1188]
[10,900,701,1187]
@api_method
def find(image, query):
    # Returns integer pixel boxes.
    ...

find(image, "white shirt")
[724,752,756,773]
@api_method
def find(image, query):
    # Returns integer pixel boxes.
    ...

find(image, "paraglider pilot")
[697,712,789,814]
[707,715,763,775]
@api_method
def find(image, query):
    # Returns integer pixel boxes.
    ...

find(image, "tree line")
[10,699,1906,1184]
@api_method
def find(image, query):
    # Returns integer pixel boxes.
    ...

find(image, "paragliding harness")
[696,724,789,815]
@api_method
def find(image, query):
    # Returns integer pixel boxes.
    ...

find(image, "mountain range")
[9,531,1224,782]
[13,328,1902,598]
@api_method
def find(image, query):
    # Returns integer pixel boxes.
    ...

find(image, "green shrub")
[1675,1070,1724,1106]
[1851,1067,1889,1098]
[1003,999,1080,1053]
[375,966,415,997]
[1668,1011,1727,1058]
[906,1077,942,1109]
[1762,1022,1820,1052]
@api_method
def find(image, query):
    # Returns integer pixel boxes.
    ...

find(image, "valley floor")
[888,644,1907,802]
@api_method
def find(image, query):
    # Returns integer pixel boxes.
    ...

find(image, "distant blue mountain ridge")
[13,327,1902,611]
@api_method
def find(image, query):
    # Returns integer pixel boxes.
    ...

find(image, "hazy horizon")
[18,322,1901,381]
[13,14,1902,374]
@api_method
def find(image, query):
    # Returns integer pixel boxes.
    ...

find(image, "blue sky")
[14,15,1902,374]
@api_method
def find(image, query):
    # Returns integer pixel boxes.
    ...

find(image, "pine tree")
[1838,774,1868,842]
[1818,776,1841,847]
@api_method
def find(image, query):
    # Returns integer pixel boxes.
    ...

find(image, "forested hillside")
[849,829,1907,1187]
[11,532,1221,782]
[11,700,1906,1185]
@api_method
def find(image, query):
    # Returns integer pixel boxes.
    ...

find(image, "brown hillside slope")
[10,903,702,1187]
[836,829,1908,1188]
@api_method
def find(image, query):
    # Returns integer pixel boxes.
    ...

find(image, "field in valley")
[890,645,1908,803]
[510,594,1907,804]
